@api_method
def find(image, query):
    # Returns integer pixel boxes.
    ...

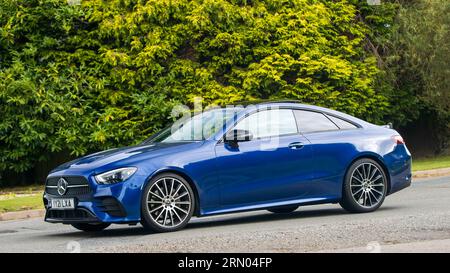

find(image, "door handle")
[288,142,304,150]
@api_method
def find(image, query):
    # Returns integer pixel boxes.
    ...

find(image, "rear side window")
[294,110,339,133]
[326,115,358,130]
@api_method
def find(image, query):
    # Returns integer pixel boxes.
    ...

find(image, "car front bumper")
[43,171,148,224]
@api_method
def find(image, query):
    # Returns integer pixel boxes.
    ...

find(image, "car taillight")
[392,135,405,144]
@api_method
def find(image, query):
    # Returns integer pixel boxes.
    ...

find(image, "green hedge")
[0,0,446,185]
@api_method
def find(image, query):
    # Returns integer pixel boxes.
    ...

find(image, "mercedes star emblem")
[57,178,68,196]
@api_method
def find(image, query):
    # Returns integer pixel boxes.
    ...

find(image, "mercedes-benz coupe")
[43,102,412,232]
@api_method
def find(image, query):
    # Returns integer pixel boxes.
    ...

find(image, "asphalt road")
[0,176,449,253]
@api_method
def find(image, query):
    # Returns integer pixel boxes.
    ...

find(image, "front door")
[214,108,315,210]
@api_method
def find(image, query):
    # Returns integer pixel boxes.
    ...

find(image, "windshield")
[144,108,243,143]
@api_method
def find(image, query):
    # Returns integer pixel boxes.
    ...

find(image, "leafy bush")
[0,0,427,184]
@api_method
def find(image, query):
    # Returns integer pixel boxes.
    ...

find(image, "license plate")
[50,198,75,210]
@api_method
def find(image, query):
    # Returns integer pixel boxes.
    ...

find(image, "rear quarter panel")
[302,127,411,198]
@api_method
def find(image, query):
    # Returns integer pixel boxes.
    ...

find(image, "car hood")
[52,142,197,172]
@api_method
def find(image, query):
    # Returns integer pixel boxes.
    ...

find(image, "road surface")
[0,176,449,253]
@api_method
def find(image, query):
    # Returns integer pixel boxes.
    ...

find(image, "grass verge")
[0,194,43,213]
[412,155,450,172]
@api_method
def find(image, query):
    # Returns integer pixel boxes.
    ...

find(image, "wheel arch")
[345,153,392,195]
[143,167,202,217]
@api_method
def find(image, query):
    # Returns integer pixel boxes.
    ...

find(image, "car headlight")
[95,167,137,185]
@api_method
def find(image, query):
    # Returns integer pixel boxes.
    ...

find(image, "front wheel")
[340,158,388,213]
[141,173,195,233]
[71,223,110,232]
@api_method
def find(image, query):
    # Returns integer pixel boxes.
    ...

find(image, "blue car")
[43,101,412,232]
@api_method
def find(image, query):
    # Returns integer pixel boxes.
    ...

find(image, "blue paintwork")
[44,102,412,224]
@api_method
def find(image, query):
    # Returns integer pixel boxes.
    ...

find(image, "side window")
[234,109,298,139]
[326,115,358,130]
[294,110,339,133]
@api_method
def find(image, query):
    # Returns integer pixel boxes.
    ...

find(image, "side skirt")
[198,196,340,217]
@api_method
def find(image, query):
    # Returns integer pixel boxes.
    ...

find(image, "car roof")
[234,100,373,128]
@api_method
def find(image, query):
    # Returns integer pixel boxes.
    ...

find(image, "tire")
[141,173,195,233]
[71,223,110,232]
[267,205,299,214]
[339,158,388,213]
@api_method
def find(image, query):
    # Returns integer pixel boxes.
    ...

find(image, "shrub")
[0,0,392,184]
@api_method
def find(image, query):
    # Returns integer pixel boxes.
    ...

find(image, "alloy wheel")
[350,163,386,208]
[145,177,192,228]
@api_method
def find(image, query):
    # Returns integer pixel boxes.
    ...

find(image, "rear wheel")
[141,173,195,233]
[340,158,387,213]
[268,205,299,214]
[71,223,110,232]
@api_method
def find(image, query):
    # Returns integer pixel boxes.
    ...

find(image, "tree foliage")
[360,0,449,152]
[0,0,447,184]
[391,0,449,116]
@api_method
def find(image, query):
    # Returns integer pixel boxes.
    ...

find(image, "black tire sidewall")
[342,158,388,213]
[141,173,195,233]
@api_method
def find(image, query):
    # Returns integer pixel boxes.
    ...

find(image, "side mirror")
[224,129,253,147]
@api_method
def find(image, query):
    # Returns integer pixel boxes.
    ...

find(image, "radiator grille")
[45,176,92,197]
